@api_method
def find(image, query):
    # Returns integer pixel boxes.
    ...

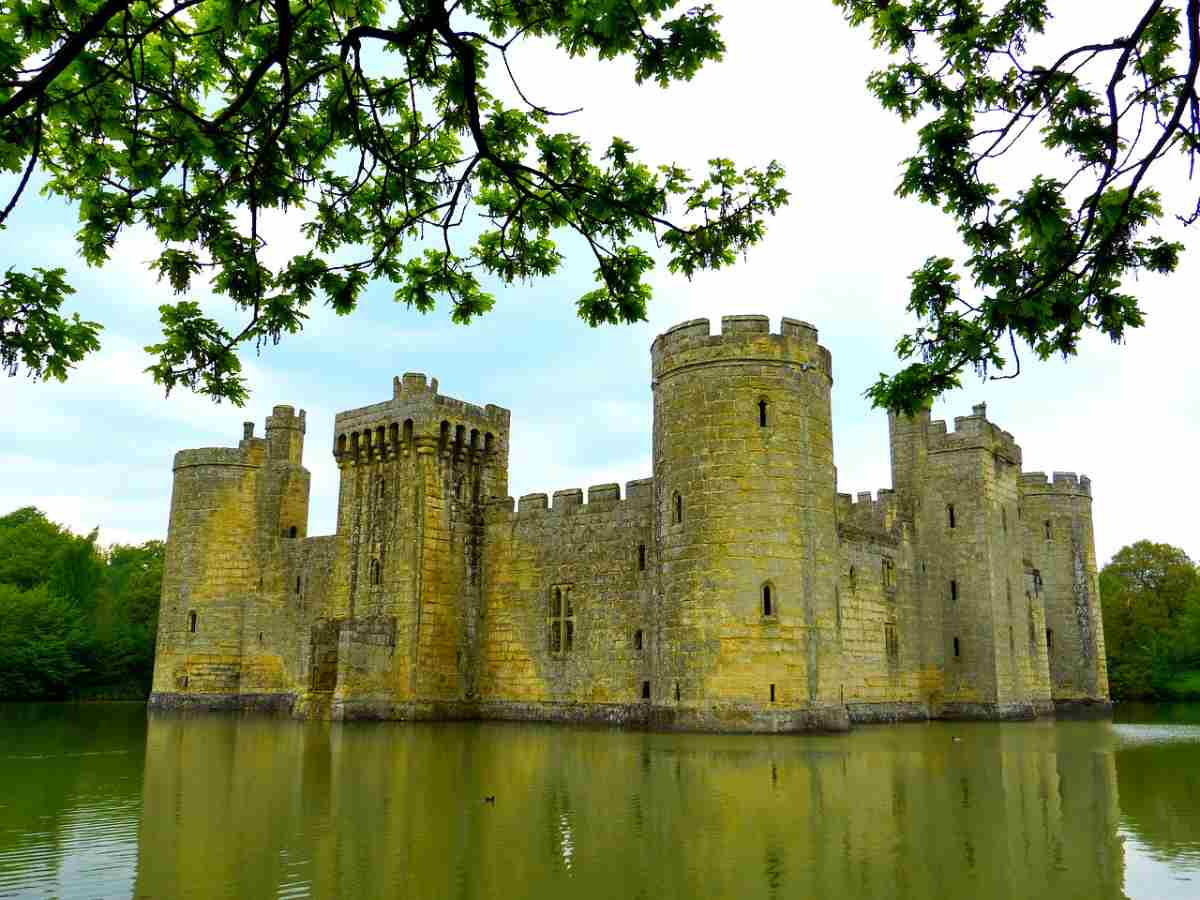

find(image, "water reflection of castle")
[135,715,1131,898]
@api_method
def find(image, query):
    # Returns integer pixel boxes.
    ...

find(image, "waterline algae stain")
[149,316,1109,729]
[5,705,1200,897]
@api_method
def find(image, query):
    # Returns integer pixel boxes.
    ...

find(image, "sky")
[1,2,1196,567]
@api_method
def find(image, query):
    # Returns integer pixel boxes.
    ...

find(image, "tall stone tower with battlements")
[150,315,1110,730]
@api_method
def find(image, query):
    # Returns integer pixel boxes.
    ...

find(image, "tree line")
[0,504,1197,702]
[0,506,161,699]
[1102,540,1200,700]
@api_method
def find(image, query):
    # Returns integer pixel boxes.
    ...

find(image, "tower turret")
[650,315,846,731]
[1019,471,1110,712]
[150,405,310,709]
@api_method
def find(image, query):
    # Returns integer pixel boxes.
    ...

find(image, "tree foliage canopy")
[0,506,163,698]
[1101,540,1200,699]
[1,0,787,404]
[838,0,1199,413]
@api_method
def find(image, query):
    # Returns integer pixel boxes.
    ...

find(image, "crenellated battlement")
[925,402,1021,464]
[483,477,654,524]
[650,314,833,382]
[1019,470,1092,498]
[836,488,899,537]
[177,404,308,470]
[333,375,510,466]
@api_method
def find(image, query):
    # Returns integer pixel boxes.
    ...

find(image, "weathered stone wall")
[477,481,654,712]
[836,493,944,720]
[1021,472,1110,710]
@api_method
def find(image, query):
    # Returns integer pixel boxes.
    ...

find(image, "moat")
[2,705,1199,899]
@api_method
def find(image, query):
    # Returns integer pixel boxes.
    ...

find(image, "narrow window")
[258,632,264,645]
[849,565,857,593]
[1001,506,1008,533]
[638,543,646,571]
[675,683,681,702]
[370,560,381,586]
[295,576,301,594]
[181,675,189,689]
[885,623,899,662]
[634,629,643,651]
[953,636,961,659]
[288,526,297,538]
[758,399,768,428]
[1009,625,1014,654]
[769,683,776,703]
[950,579,958,603]
[1006,578,1012,613]
[948,504,956,528]
[1033,570,1043,596]
[762,584,773,617]
[882,557,895,590]
[673,492,682,525]
[1044,520,1052,540]
[378,478,386,499]
[642,681,651,700]
[188,611,197,633]
[549,586,574,656]
[1046,628,1054,651]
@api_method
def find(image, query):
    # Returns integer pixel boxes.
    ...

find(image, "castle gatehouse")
[149,315,1110,730]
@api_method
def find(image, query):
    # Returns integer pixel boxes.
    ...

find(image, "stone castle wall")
[148,315,1110,729]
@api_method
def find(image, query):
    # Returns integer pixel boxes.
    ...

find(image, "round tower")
[149,440,267,706]
[1019,471,1111,713]
[651,314,846,731]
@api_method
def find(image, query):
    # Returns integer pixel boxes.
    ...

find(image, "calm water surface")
[1,704,1198,899]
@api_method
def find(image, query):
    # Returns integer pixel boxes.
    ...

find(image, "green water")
[1,705,1199,899]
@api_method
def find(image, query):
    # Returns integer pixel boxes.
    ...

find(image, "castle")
[149,315,1111,730]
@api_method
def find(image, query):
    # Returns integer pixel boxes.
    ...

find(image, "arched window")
[758,399,768,428]
[638,543,646,571]
[634,629,643,651]
[370,559,381,585]
[672,492,682,525]
[1044,520,1052,540]
[484,432,495,452]
[762,583,774,617]
[337,434,347,456]
[947,504,956,528]
[188,611,197,633]
[1046,628,1054,651]
[404,419,414,447]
